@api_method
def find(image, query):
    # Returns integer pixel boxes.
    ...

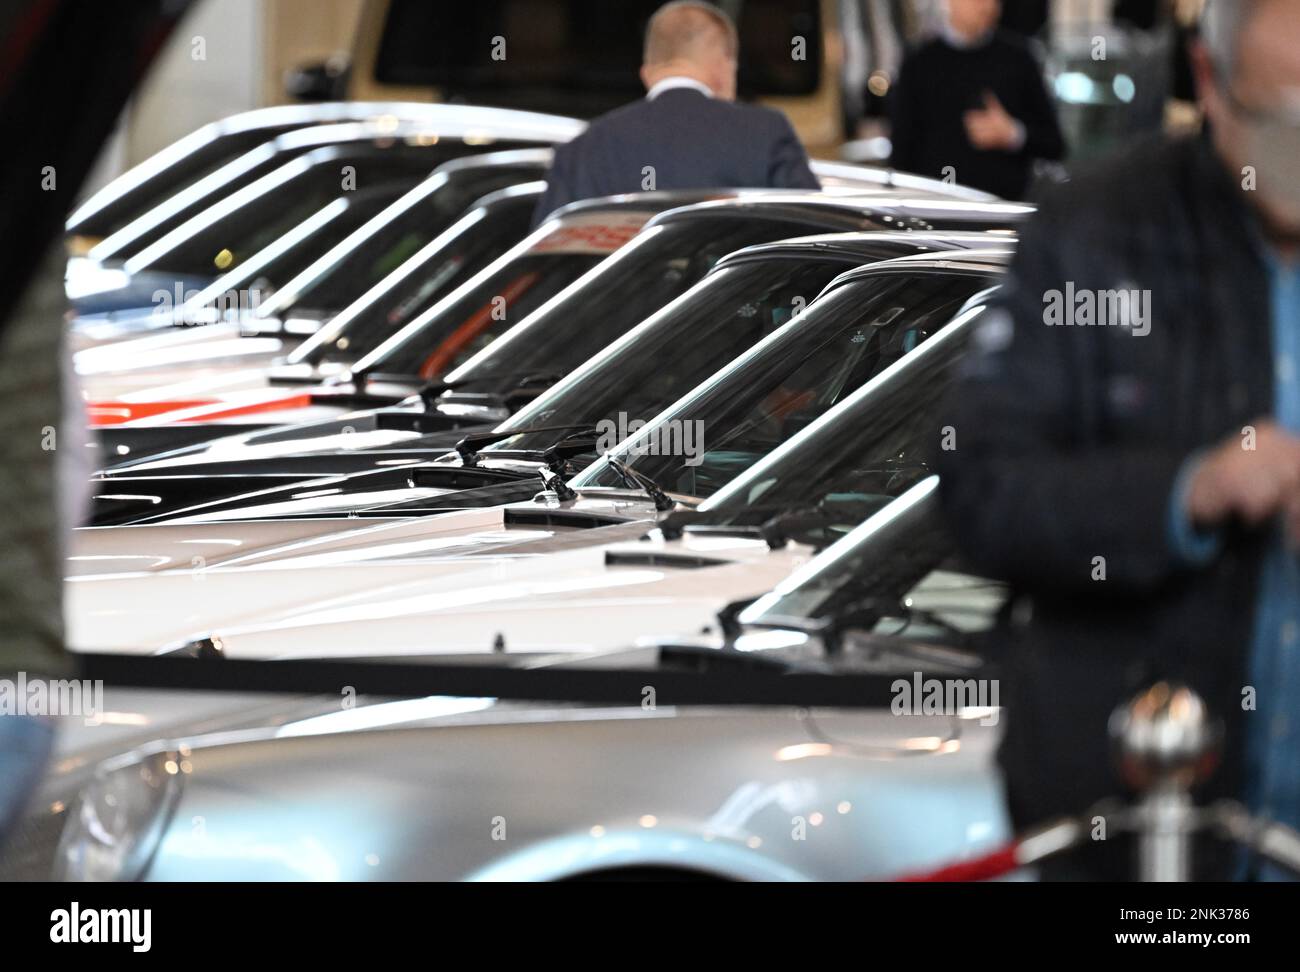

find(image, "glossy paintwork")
[14,696,1007,882]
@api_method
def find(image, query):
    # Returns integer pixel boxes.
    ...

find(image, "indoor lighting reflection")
[81,711,151,727]
[775,742,834,762]
[277,696,495,737]
[239,568,666,633]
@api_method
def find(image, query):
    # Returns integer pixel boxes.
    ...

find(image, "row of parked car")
[5,102,1029,882]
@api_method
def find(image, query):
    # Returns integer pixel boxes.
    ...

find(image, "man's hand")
[963,91,1024,152]
[1185,421,1300,536]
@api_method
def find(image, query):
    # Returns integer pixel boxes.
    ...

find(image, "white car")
[67,251,1008,655]
[87,194,1030,458]
[75,149,555,402]
[11,478,1011,882]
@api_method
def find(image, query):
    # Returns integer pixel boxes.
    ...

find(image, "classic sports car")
[88,195,1027,512]
[83,191,699,450]
[88,229,996,525]
[7,477,1009,882]
[69,106,584,323]
[80,157,978,400]
[76,150,553,402]
[66,248,1009,655]
[163,149,553,328]
[66,103,579,244]
[83,181,549,461]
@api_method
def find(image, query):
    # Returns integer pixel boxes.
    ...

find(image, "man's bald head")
[640,2,739,101]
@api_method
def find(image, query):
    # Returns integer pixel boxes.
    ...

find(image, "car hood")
[73,519,811,658]
[77,321,300,401]
[105,398,502,474]
[66,494,667,652]
[15,691,1008,882]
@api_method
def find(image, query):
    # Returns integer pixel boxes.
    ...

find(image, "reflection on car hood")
[67,494,663,652]
[202,530,812,660]
[105,397,502,474]
[22,692,1007,882]
[69,503,812,658]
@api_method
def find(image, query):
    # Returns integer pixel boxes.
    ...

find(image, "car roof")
[809,160,1000,202]
[264,118,569,154]
[69,106,582,232]
[432,147,555,176]
[820,247,1015,296]
[646,193,1034,233]
[711,229,1016,270]
[547,189,755,220]
[548,185,949,223]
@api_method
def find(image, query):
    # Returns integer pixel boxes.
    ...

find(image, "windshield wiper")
[444,369,564,391]
[385,370,563,411]
[454,424,598,469]
[537,466,578,502]
[758,509,838,550]
[421,370,565,410]
[607,456,675,512]
[656,502,826,541]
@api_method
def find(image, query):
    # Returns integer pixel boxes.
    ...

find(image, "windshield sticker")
[531,211,654,255]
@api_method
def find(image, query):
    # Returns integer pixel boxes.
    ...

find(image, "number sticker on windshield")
[531,211,654,255]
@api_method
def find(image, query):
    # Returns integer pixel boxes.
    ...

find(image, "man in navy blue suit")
[532,1,820,225]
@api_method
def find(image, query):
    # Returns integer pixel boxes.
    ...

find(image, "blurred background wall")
[84,0,362,197]
[82,0,1209,195]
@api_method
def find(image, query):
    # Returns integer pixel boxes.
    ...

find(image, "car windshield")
[287,189,540,366]
[354,208,662,380]
[483,256,858,456]
[737,476,1007,647]
[567,269,993,498]
[260,161,547,321]
[69,123,305,239]
[127,142,500,277]
[742,477,952,625]
[658,296,983,548]
[189,181,413,307]
[437,212,883,401]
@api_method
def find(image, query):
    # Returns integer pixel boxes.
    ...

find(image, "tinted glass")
[739,478,1007,645]
[135,143,490,275]
[274,163,545,317]
[489,257,857,455]
[572,271,990,501]
[289,191,539,366]
[442,213,875,397]
[229,182,413,296]
[743,480,955,626]
[361,252,608,379]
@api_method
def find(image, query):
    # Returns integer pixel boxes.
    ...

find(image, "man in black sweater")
[888,0,1064,199]
[937,0,1300,879]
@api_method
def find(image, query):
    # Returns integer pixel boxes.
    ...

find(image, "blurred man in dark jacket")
[532,1,819,225]
[889,0,1064,199]
[938,0,1300,879]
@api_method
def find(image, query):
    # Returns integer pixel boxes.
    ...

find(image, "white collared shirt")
[645,76,715,101]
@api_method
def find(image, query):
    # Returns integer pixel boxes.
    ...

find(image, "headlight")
[54,748,185,881]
